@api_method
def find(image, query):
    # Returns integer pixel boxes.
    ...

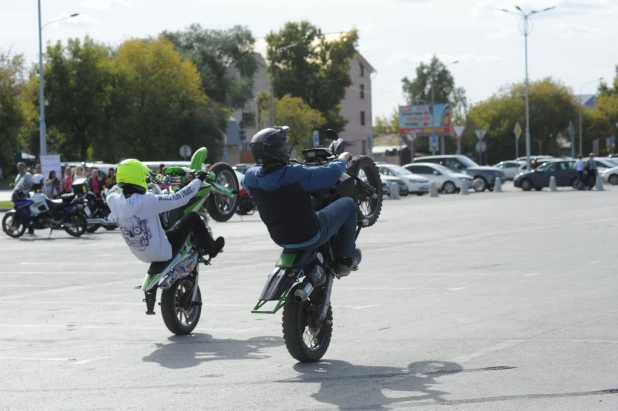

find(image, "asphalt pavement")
[1,183,617,410]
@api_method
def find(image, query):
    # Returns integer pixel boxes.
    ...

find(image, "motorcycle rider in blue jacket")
[242,126,361,276]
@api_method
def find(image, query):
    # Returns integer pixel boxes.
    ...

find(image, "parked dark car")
[513,160,579,191]
[411,155,505,192]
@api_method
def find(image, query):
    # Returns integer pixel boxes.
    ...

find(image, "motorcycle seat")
[61,193,76,202]
[46,198,67,211]
[278,248,315,268]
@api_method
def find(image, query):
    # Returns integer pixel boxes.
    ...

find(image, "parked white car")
[494,161,526,180]
[601,166,618,185]
[403,162,474,194]
[377,164,429,196]
[380,175,410,196]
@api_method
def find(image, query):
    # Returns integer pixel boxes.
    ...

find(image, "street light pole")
[500,5,555,171]
[38,0,46,157]
[37,3,79,157]
[578,77,603,155]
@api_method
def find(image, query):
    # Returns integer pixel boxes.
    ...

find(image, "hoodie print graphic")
[119,216,153,250]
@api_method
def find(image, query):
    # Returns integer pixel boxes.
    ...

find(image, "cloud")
[385,51,504,67]
[82,0,130,10]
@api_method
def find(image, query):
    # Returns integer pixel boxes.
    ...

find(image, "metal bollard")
[390,182,400,199]
[494,177,503,192]
[596,174,604,191]
[429,181,438,197]
[549,176,557,191]
[460,180,469,195]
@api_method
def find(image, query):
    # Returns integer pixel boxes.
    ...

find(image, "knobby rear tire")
[161,278,202,335]
[282,283,333,363]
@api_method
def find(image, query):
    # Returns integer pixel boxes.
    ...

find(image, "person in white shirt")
[31,164,44,192]
[106,159,224,264]
[575,154,585,189]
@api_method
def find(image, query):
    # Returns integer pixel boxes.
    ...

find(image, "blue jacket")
[242,159,346,247]
[242,159,346,194]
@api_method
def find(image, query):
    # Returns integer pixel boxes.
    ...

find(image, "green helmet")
[117,159,148,193]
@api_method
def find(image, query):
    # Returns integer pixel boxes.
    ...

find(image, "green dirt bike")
[250,136,383,362]
[141,148,239,335]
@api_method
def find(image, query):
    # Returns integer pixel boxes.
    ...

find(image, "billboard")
[398,104,452,136]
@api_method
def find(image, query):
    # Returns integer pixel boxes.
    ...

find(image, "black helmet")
[250,126,291,166]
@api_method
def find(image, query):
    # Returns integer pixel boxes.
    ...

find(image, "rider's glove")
[195,171,208,182]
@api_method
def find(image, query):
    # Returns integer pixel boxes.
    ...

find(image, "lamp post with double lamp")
[428,60,458,155]
[38,0,79,157]
[499,5,555,171]
[578,77,603,155]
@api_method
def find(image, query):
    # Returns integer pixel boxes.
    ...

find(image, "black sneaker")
[333,248,362,277]
[204,237,225,259]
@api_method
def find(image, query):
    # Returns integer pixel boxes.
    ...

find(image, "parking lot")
[1,183,618,410]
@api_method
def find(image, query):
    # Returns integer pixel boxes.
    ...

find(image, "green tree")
[162,24,258,109]
[36,36,113,161]
[257,91,326,154]
[464,77,578,163]
[266,21,358,133]
[373,109,399,136]
[401,55,468,122]
[0,51,28,171]
[108,37,227,161]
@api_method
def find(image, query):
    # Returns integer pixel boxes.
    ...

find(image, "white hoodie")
[106,179,202,263]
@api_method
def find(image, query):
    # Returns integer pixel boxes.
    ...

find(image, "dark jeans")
[165,211,214,256]
[586,170,597,188]
[299,197,357,257]
[576,170,584,187]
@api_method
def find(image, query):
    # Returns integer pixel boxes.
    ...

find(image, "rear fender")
[258,267,301,301]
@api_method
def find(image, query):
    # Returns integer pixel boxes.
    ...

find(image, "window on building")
[360,84,365,99]
[242,112,256,127]
[360,111,365,126]
[360,63,365,77]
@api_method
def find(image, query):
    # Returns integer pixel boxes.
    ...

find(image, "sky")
[2,0,617,121]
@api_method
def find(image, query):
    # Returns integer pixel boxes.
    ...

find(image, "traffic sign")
[568,121,575,138]
[223,147,228,160]
[430,132,439,152]
[611,136,616,147]
[475,129,486,141]
[475,141,487,153]
[367,134,374,150]
[313,130,320,148]
[179,145,191,160]
[514,122,522,140]
[453,125,466,142]
[406,131,416,142]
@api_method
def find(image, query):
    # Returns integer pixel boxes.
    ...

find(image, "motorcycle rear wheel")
[346,155,383,227]
[206,162,240,223]
[282,283,333,363]
[2,211,26,238]
[63,213,87,237]
[161,278,202,335]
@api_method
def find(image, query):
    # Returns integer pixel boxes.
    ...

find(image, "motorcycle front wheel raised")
[206,162,240,223]
[282,283,333,363]
[346,155,383,227]
[160,278,202,335]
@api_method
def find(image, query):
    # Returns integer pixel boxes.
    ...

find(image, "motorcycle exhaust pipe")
[293,265,326,303]
[87,218,117,226]
[294,282,313,303]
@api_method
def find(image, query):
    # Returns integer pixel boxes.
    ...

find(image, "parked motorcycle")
[2,182,87,238]
[82,191,118,233]
[140,148,239,335]
[250,133,383,362]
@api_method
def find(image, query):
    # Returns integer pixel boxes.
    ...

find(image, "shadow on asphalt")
[142,333,284,369]
[284,360,464,410]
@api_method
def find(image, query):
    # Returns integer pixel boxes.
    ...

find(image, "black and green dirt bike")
[250,137,383,362]
[140,147,238,335]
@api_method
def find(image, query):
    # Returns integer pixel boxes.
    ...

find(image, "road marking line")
[525,273,541,276]
[446,287,467,291]
[72,357,110,365]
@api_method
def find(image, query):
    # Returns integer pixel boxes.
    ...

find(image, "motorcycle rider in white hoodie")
[106,159,224,263]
